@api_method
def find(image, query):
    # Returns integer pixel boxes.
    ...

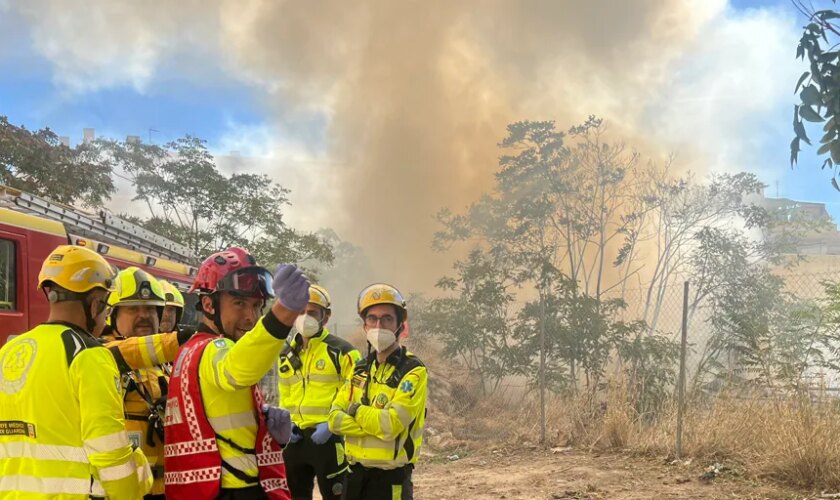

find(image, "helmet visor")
[217,266,274,298]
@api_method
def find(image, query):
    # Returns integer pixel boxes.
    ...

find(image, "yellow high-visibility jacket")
[278,328,361,429]
[106,328,193,374]
[328,347,427,470]
[0,322,153,499]
[103,331,168,496]
[194,311,291,490]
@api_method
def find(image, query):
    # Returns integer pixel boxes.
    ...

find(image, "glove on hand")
[272,264,310,311]
[311,422,332,445]
[262,404,292,445]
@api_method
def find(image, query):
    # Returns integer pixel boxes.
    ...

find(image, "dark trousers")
[283,432,348,500]
[215,486,268,499]
[341,463,413,500]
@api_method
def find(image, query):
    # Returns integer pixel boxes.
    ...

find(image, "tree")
[99,136,333,266]
[790,1,840,189]
[0,116,114,206]
[413,248,516,395]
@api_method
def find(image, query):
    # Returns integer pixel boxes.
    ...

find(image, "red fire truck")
[0,185,199,344]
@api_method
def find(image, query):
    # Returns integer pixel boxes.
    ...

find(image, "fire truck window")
[0,240,15,311]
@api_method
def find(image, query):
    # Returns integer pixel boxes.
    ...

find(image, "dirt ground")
[409,447,815,500]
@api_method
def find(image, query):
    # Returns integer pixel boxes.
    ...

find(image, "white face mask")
[366,328,397,353]
[294,314,322,338]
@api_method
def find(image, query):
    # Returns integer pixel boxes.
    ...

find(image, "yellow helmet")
[108,267,166,308]
[357,283,407,320]
[160,280,185,309]
[309,284,331,310]
[38,245,116,294]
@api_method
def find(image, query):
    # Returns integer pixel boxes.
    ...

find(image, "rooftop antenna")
[149,128,159,144]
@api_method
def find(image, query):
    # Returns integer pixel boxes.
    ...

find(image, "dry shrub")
[445,378,840,490]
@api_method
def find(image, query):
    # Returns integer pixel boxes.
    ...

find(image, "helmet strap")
[207,294,228,339]
[81,293,98,334]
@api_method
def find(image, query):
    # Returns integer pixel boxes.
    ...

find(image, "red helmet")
[189,247,274,298]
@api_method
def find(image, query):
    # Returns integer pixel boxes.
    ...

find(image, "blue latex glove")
[311,422,332,445]
[272,264,310,311]
[262,404,292,445]
[289,422,303,444]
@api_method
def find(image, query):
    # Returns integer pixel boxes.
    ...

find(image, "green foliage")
[412,248,516,394]
[98,136,333,266]
[791,1,840,188]
[0,116,114,206]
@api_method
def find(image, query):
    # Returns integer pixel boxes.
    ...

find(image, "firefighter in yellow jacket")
[159,280,185,333]
[328,284,427,500]
[0,245,153,499]
[101,267,170,499]
[280,284,361,499]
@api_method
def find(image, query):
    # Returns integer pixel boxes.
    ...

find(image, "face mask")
[294,314,322,338]
[366,328,397,353]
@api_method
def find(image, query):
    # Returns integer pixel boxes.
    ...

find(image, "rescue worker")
[159,280,185,333]
[0,245,153,499]
[102,267,170,499]
[328,284,428,500]
[280,285,362,500]
[165,247,309,500]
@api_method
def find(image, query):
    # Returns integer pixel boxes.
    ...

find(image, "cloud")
[6,0,807,290]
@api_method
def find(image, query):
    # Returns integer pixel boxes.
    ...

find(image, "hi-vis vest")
[329,347,427,470]
[164,332,290,499]
[103,331,169,496]
[278,329,360,429]
[0,322,152,499]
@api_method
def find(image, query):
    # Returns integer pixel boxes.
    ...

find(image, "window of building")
[0,240,16,311]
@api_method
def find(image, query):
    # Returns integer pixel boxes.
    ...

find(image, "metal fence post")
[676,281,689,459]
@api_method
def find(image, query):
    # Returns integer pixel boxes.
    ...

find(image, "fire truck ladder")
[1,187,197,266]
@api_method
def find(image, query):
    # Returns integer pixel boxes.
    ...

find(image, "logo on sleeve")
[214,339,229,349]
[399,380,415,393]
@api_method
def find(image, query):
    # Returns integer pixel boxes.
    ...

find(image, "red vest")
[163,332,290,499]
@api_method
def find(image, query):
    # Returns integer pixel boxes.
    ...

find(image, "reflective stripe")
[91,479,106,497]
[0,441,88,463]
[84,430,129,455]
[223,454,257,473]
[332,412,345,430]
[208,411,257,432]
[98,457,137,482]
[223,368,247,390]
[209,346,248,390]
[278,376,298,386]
[0,475,91,495]
[392,484,402,500]
[392,403,413,428]
[308,373,341,383]
[144,336,161,366]
[348,436,394,451]
[299,406,330,416]
[379,410,392,436]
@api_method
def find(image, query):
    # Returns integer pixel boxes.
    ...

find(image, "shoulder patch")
[213,339,229,349]
[61,328,102,367]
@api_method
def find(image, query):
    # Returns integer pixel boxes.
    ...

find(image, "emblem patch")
[0,338,37,394]
[400,380,415,393]
[316,359,326,370]
[214,339,229,349]
[374,393,389,409]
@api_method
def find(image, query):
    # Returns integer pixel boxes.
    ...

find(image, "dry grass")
[443,380,840,490]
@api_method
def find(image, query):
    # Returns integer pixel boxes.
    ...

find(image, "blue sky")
[1,0,839,225]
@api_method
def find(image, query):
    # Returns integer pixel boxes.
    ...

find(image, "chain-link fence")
[392,268,840,453]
